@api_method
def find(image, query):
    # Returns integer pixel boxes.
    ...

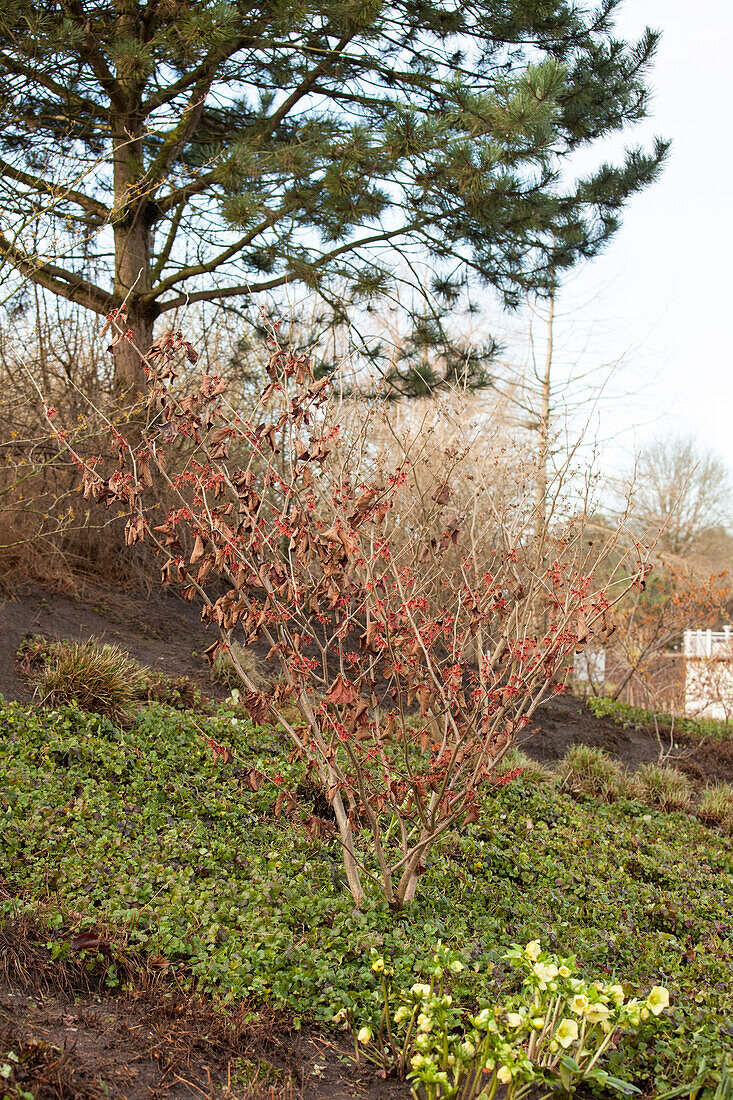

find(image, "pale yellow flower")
[450,960,464,972]
[394,1006,411,1024]
[525,940,541,961]
[647,987,670,1016]
[584,1004,611,1025]
[371,957,385,972]
[357,1027,372,1044]
[418,1013,433,1033]
[554,1019,579,1049]
[533,962,559,988]
[570,994,590,1014]
[608,984,625,1005]
[558,965,572,978]
[497,1066,512,1084]
[505,1012,524,1028]
[460,1041,476,1059]
[411,983,431,999]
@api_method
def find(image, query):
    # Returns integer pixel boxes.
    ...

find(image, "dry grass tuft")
[632,763,692,812]
[211,641,268,692]
[33,639,146,721]
[697,783,733,832]
[557,744,629,801]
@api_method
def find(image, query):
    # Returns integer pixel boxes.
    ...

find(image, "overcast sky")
[495,0,733,481]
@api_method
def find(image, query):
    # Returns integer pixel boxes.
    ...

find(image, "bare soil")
[525,692,733,785]
[2,582,732,785]
[0,914,408,1100]
[0,582,226,706]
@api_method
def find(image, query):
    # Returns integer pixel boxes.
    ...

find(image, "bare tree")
[633,435,731,556]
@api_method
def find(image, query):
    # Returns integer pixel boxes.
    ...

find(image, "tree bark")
[110,4,156,400]
[331,790,364,908]
[111,172,155,397]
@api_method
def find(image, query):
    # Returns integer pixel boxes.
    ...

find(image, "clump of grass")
[211,641,267,691]
[557,744,628,801]
[633,763,692,812]
[698,784,733,832]
[35,640,146,721]
[496,747,553,785]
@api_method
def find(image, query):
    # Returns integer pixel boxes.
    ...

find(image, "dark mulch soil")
[0,582,231,707]
[0,914,407,1100]
[524,693,733,785]
[2,582,733,785]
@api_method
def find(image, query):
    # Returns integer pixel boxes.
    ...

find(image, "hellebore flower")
[647,987,670,1016]
[554,1019,579,1049]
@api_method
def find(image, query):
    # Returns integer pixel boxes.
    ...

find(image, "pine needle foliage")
[0,0,668,394]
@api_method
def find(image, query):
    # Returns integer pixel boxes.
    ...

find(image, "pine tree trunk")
[112,199,154,398]
[110,13,155,401]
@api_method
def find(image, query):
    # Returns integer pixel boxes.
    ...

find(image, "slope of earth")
[0,582,230,706]
[2,700,733,1097]
[1,582,732,783]
[524,694,733,785]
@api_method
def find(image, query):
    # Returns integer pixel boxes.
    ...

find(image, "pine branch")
[59,0,127,113]
[156,169,222,216]
[142,77,215,184]
[156,221,433,312]
[149,201,187,283]
[145,229,265,301]
[258,28,360,138]
[0,231,112,314]
[0,50,106,120]
[141,34,256,115]
[0,157,108,220]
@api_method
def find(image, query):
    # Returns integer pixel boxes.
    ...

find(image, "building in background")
[683,628,733,721]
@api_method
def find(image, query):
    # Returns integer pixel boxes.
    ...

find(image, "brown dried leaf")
[431,481,452,505]
[324,675,357,706]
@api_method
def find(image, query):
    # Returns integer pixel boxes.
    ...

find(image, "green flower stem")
[583,1029,616,1074]
[400,1007,420,1076]
[381,976,395,1054]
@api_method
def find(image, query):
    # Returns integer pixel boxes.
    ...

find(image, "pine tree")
[0,0,667,394]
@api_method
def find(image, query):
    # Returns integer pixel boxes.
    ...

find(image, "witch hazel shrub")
[50,321,649,907]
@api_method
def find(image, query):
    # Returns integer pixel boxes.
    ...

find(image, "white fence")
[683,627,733,658]
[683,628,733,720]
